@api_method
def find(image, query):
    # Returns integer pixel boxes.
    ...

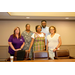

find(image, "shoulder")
[22,30,26,34]
[32,32,35,35]
[21,35,24,38]
[55,33,60,37]
[41,32,45,36]
[46,26,49,29]
[10,34,13,38]
[30,31,33,33]
[31,32,35,36]
[30,31,34,35]
[8,34,13,41]
[31,32,35,39]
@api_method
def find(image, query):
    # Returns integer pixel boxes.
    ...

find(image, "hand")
[46,49,48,51]
[43,48,45,51]
[25,50,30,53]
[53,49,57,52]
[16,48,21,51]
[13,49,17,51]
[43,49,45,51]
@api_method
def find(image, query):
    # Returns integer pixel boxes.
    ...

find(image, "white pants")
[48,49,55,60]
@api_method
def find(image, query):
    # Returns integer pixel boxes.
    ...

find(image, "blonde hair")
[49,26,56,33]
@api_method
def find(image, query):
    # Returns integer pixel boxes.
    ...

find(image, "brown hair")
[13,27,21,38]
[49,26,56,33]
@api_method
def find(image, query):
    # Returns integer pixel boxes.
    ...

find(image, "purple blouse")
[8,35,25,54]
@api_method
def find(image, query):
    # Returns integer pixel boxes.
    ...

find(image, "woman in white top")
[46,26,62,59]
[26,25,45,53]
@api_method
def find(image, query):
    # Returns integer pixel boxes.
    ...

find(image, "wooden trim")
[0,45,9,47]
[0,45,75,47]
[0,19,75,21]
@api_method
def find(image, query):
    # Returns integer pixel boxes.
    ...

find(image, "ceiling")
[0,12,75,20]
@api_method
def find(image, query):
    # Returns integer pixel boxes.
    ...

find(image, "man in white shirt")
[41,20,50,50]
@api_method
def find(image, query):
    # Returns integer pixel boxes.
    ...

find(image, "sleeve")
[8,35,13,42]
[21,31,24,37]
[31,33,35,39]
[42,32,46,36]
[58,34,60,37]
[22,36,25,42]
[57,34,60,39]
[42,33,45,37]
[31,32,34,36]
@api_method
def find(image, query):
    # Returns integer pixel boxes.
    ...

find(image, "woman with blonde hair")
[46,26,62,59]
[8,27,25,56]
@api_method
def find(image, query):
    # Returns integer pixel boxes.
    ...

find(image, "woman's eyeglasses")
[50,29,54,30]
[37,28,41,29]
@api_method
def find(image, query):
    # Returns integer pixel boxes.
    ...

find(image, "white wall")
[0,20,75,45]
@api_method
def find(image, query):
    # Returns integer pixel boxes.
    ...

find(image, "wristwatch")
[55,47,58,50]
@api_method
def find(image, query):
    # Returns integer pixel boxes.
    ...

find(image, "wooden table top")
[12,59,75,62]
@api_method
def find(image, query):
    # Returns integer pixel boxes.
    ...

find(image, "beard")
[42,25,46,28]
[26,29,30,31]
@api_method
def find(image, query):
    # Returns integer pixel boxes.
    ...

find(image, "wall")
[0,45,75,61]
[0,20,75,45]
[0,20,75,61]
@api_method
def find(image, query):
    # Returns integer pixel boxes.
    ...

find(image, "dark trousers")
[10,54,14,56]
[45,45,46,51]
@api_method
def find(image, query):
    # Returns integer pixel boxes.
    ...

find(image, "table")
[12,59,75,62]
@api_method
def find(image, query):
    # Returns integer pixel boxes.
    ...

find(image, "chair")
[5,50,29,61]
[54,49,74,59]
[33,51,49,60]
[14,51,29,61]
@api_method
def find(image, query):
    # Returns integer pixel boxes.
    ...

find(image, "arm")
[26,38,34,52]
[53,36,62,52]
[16,42,25,51]
[43,39,45,51]
[29,38,34,51]
[46,40,48,51]
[8,42,16,51]
[56,36,62,48]
[20,42,25,49]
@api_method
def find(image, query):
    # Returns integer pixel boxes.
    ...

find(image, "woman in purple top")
[8,27,25,56]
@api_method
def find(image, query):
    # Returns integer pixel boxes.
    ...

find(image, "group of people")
[8,20,62,60]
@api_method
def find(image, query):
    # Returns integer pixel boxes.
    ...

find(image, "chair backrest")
[55,50,70,59]
[33,51,49,60]
[14,50,29,60]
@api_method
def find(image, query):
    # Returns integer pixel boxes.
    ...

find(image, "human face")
[37,26,42,33]
[41,21,46,28]
[15,28,20,34]
[50,27,55,34]
[26,25,30,31]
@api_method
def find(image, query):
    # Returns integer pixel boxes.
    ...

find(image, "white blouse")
[47,33,60,50]
[31,32,45,39]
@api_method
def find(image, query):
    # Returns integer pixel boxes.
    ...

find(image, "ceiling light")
[26,17,30,19]
[65,17,69,19]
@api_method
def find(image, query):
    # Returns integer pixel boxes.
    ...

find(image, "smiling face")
[41,21,46,28]
[49,26,56,34]
[36,26,42,33]
[26,24,30,31]
[50,27,55,34]
[37,26,41,32]
[15,28,20,34]
[13,27,21,38]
